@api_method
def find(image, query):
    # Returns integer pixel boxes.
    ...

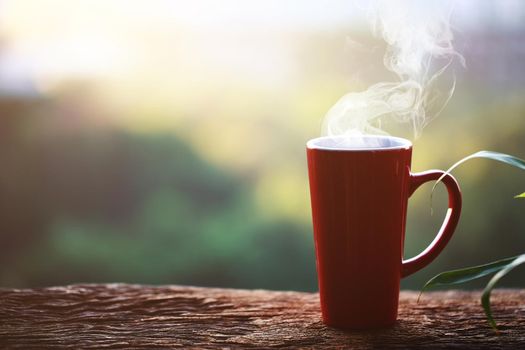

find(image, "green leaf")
[420,255,525,332]
[419,255,521,300]
[432,151,525,194]
[423,150,525,329]
[481,254,525,331]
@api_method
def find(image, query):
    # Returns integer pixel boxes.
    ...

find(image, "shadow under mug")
[306,135,462,329]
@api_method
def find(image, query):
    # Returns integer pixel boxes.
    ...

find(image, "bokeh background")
[1,0,524,290]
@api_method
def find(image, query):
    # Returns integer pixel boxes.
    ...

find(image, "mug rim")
[306,135,412,152]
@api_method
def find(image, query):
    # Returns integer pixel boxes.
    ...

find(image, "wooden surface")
[1,284,524,349]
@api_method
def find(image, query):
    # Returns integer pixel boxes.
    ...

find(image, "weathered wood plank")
[0,284,524,349]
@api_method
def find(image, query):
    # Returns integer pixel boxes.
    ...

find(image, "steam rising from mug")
[322,0,464,139]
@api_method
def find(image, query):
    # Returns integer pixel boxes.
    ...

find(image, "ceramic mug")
[306,135,462,329]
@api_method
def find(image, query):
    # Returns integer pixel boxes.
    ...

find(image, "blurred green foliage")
[1,25,525,291]
[0,113,316,289]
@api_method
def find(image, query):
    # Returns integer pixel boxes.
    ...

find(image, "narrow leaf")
[418,255,521,301]
[515,192,525,199]
[432,151,525,194]
[481,254,525,331]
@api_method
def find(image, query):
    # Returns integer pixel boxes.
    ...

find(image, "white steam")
[322,0,464,139]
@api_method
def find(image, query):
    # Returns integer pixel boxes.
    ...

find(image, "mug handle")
[401,170,462,278]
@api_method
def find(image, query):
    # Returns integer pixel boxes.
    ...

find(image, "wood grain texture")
[0,284,524,349]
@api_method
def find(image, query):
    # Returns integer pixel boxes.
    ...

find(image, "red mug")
[306,135,462,329]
